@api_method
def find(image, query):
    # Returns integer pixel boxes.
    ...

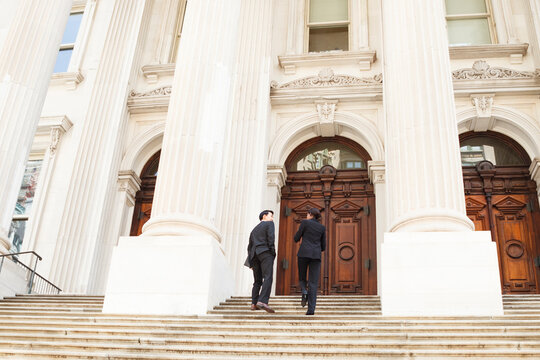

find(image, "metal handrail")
[0,251,61,294]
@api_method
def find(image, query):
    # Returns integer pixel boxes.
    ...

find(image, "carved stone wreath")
[270,68,383,89]
[452,60,540,80]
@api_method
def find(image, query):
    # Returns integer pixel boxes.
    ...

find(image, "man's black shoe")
[301,293,308,307]
[305,310,314,315]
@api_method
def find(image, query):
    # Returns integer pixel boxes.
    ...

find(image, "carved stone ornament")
[270,68,383,89]
[470,94,494,119]
[452,60,540,80]
[129,86,172,98]
[49,128,61,156]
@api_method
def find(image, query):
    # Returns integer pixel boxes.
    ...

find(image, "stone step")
[2,347,540,360]
[0,327,539,341]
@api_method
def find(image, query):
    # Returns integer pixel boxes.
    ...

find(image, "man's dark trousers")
[298,256,321,313]
[251,250,275,305]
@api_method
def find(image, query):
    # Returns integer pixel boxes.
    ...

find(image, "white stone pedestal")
[381,231,503,316]
[103,236,234,315]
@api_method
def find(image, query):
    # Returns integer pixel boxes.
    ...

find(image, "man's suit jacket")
[246,221,276,267]
[294,218,326,259]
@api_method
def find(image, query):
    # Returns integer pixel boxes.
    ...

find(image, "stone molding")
[367,161,385,184]
[278,50,377,74]
[452,60,540,80]
[141,63,176,83]
[271,68,382,89]
[449,43,529,62]
[117,170,142,207]
[267,165,287,189]
[127,86,171,113]
[50,71,84,90]
[36,116,73,157]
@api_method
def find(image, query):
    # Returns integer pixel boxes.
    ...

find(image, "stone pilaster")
[367,160,386,293]
[48,0,152,293]
[380,0,502,316]
[531,159,540,201]
[0,0,72,253]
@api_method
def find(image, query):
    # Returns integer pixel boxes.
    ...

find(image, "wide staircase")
[0,294,539,358]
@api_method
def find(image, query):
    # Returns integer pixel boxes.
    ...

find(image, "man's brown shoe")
[256,302,275,313]
[250,304,259,311]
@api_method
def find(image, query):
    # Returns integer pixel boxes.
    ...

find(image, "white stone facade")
[0,0,540,315]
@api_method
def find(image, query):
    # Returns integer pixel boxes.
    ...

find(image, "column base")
[381,231,503,316]
[103,235,234,315]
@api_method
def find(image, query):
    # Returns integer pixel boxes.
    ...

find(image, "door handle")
[364,259,371,270]
[281,258,289,270]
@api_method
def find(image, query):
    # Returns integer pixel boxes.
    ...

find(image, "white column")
[0,0,72,253]
[48,0,152,293]
[525,0,540,68]
[380,0,503,316]
[217,0,275,296]
[104,0,242,315]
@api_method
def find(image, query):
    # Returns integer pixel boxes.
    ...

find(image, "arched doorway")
[276,136,377,295]
[130,151,160,236]
[461,131,540,293]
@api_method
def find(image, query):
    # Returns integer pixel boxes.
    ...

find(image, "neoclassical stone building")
[1,0,540,316]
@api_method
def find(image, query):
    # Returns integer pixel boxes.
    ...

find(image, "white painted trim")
[121,122,165,176]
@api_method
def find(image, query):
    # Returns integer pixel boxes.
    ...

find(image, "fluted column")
[0,0,72,253]
[216,0,275,294]
[382,0,473,233]
[48,0,151,293]
[380,0,502,316]
[142,0,241,239]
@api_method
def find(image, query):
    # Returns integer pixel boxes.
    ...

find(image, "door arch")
[130,150,160,236]
[461,131,540,293]
[276,136,377,295]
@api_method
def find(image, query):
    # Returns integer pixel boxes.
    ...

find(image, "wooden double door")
[276,165,377,295]
[464,162,540,293]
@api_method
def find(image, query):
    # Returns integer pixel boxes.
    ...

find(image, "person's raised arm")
[294,221,305,243]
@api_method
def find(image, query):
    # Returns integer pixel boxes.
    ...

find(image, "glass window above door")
[460,136,528,166]
[445,0,495,46]
[288,141,366,171]
[307,0,350,52]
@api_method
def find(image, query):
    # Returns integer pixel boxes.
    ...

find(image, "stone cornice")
[141,63,176,83]
[50,71,84,90]
[127,86,172,113]
[36,116,73,136]
[278,50,377,74]
[271,68,382,89]
[452,60,539,80]
[449,43,529,60]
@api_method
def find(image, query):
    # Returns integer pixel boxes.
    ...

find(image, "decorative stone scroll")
[129,86,172,98]
[270,68,383,89]
[452,60,540,80]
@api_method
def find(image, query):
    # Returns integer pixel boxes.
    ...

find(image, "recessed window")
[53,12,83,73]
[307,0,349,53]
[445,0,495,46]
[460,137,527,166]
[8,159,43,253]
[288,141,366,171]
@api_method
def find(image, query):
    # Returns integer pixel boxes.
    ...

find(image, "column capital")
[367,160,385,184]
[117,170,141,207]
[37,116,73,156]
[267,164,287,189]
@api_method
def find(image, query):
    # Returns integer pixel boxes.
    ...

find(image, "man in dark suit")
[294,208,326,315]
[246,210,276,313]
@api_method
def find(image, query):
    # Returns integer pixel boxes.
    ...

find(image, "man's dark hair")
[308,207,322,221]
[259,209,274,221]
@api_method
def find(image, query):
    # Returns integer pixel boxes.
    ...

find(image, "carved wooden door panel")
[464,162,540,294]
[276,166,376,295]
[492,194,538,293]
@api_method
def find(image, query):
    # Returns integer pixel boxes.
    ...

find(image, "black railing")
[0,251,61,295]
